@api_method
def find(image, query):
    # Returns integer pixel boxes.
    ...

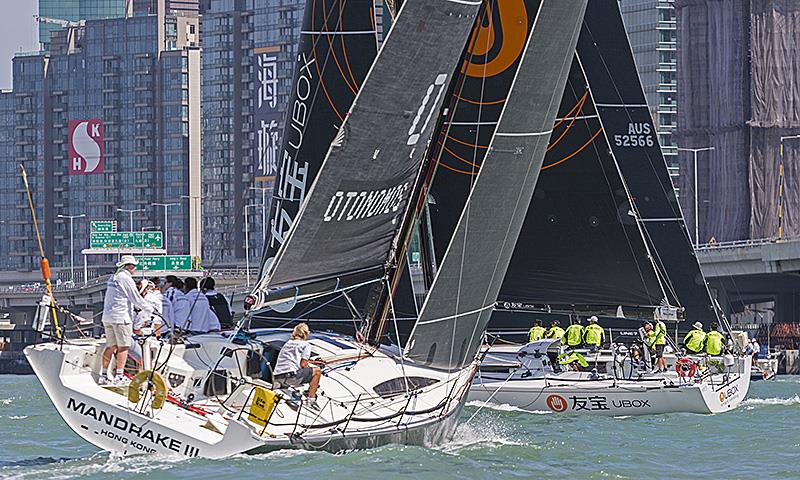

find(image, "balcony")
[657,82,677,93]
[657,61,676,73]
[657,20,676,30]
[657,103,677,114]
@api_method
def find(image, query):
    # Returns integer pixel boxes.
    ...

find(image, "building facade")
[38,0,128,50]
[620,0,679,183]
[0,14,201,274]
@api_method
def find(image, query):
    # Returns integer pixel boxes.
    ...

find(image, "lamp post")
[57,213,86,283]
[778,135,800,240]
[677,146,715,246]
[244,204,259,287]
[151,202,177,254]
[249,186,270,253]
[117,208,145,232]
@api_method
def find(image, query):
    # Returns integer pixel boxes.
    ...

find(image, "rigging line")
[465,369,516,425]
[386,279,410,394]
[546,91,588,151]
[414,303,495,326]
[300,30,377,35]
[320,0,358,95]
[541,127,602,171]
[454,93,507,106]
[551,90,589,130]
[311,2,346,121]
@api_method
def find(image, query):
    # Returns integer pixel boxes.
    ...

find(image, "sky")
[0,0,39,90]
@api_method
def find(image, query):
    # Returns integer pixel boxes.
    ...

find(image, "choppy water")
[1,375,799,479]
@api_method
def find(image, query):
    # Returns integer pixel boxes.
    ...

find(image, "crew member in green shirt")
[563,317,584,349]
[704,322,725,356]
[546,320,565,344]
[583,316,605,351]
[528,319,547,343]
[646,319,668,372]
[683,321,706,354]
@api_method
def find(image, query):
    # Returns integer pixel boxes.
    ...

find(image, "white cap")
[116,255,139,268]
[692,321,703,330]
[588,316,598,323]
[138,279,155,294]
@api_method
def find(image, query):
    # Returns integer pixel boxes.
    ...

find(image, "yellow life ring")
[128,370,167,410]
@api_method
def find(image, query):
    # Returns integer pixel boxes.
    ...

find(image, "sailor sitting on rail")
[272,323,326,410]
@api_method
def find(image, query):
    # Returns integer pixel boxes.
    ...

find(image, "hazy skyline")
[0,0,39,90]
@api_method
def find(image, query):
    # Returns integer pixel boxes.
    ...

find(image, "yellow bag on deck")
[248,386,278,427]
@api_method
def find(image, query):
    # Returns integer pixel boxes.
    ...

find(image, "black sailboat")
[426,0,720,338]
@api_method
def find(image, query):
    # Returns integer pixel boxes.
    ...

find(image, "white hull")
[25,331,475,458]
[469,341,752,415]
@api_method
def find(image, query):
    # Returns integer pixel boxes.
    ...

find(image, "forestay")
[405,0,588,371]
[250,0,482,310]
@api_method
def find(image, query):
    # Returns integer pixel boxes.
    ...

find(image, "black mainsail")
[405,0,588,371]
[261,0,378,271]
[249,0,482,311]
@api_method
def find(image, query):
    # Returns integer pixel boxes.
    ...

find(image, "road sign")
[89,231,163,249]
[90,220,116,233]
[135,255,193,271]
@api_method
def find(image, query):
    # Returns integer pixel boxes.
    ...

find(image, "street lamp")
[677,146,715,246]
[250,186,270,252]
[57,213,86,284]
[244,204,260,287]
[151,202,177,254]
[117,208,145,232]
[778,135,800,240]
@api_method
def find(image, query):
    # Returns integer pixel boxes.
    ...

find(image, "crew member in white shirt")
[164,275,189,330]
[272,323,324,409]
[183,277,219,333]
[100,255,149,386]
[134,280,164,336]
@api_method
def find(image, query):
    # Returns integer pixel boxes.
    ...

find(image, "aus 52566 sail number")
[614,122,654,148]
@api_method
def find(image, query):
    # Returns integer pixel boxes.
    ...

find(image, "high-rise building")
[38,0,128,50]
[620,0,679,183]
[0,14,201,274]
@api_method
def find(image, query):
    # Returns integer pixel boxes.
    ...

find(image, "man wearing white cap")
[682,321,706,354]
[100,255,149,385]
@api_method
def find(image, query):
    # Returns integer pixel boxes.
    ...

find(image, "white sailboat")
[24,0,590,456]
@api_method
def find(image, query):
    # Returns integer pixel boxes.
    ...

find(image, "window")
[373,377,439,399]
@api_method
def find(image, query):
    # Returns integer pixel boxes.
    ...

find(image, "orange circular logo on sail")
[546,394,568,412]
[464,0,529,78]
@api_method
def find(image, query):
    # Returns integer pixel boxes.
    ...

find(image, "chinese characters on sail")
[254,48,282,181]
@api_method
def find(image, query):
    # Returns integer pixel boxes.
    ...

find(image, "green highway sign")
[135,255,193,271]
[90,221,117,233]
[90,231,163,249]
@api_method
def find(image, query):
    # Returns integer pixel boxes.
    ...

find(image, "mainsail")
[406,0,589,371]
[260,0,378,273]
[249,0,482,311]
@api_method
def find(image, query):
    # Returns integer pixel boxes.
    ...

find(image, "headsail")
[405,0,588,371]
[576,0,717,323]
[249,0,482,311]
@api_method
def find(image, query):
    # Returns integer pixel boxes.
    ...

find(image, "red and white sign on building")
[68,119,104,175]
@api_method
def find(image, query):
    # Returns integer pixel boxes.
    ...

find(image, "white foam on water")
[741,394,800,407]
[464,400,550,415]
[0,398,12,406]
[436,420,526,455]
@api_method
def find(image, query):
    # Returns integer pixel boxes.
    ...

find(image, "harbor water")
[1,374,798,479]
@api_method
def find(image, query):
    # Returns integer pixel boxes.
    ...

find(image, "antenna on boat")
[19,163,62,340]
